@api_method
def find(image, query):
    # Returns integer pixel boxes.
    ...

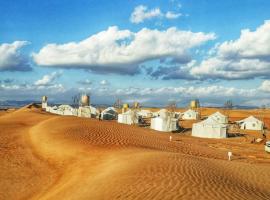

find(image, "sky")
[1,0,270,107]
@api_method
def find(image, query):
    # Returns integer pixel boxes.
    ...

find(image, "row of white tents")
[117,109,179,132]
[192,111,264,139]
[43,101,264,137]
[45,104,118,120]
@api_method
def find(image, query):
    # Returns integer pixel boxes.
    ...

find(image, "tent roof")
[209,111,227,118]
[237,115,263,123]
[102,107,117,114]
[197,117,226,127]
[184,109,197,114]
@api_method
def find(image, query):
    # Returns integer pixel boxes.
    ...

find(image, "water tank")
[81,95,90,106]
[190,100,200,109]
[122,103,129,113]
[42,96,48,103]
[134,102,140,109]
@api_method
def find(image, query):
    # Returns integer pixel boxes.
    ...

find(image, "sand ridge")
[0,106,270,200]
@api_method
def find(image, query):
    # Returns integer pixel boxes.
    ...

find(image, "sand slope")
[1,107,270,200]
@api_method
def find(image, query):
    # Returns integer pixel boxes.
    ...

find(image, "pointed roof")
[209,111,226,118]
[237,115,263,123]
[184,109,197,114]
[197,117,227,127]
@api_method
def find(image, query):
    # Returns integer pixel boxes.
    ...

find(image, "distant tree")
[167,101,177,113]
[224,100,233,119]
[113,99,122,109]
[224,100,233,110]
[72,94,80,108]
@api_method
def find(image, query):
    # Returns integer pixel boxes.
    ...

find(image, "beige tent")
[236,116,264,131]
[192,117,227,138]
[150,109,178,132]
[182,109,199,120]
[118,110,138,125]
[78,106,98,118]
[208,111,228,124]
[137,110,153,118]
[101,107,118,120]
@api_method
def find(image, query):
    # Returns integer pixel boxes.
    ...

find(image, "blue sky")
[1,0,270,107]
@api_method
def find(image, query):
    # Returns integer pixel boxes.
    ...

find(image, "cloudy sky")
[1,0,270,107]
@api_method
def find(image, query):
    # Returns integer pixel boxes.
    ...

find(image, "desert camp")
[2,1,270,199]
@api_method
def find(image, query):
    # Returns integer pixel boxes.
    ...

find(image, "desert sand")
[1,105,270,200]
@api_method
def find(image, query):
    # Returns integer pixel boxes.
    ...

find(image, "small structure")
[42,96,48,109]
[150,109,178,132]
[101,107,118,120]
[208,111,228,124]
[137,110,153,118]
[236,116,264,131]
[78,106,98,118]
[182,109,199,120]
[122,103,129,113]
[118,110,138,125]
[57,104,76,116]
[192,118,227,138]
[190,99,200,109]
[81,94,90,107]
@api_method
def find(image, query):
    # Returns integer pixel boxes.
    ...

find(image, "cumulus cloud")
[1,79,269,107]
[34,71,62,86]
[130,5,182,24]
[190,20,270,80]
[77,79,92,85]
[259,80,270,92]
[0,41,31,71]
[165,11,182,19]
[100,80,109,85]
[150,60,197,80]
[218,20,270,60]
[33,26,215,75]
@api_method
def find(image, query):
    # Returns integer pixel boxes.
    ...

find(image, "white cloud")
[165,11,182,19]
[77,79,92,85]
[0,41,31,71]
[187,20,270,80]
[34,71,62,86]
[130,5,182,24]
[113,85,256,98]
[130,5,162,24]
[100,80,109,85]
[33,26,215,75]
[190,57,270,80]
[259,80,270,92]
[218,20,270,59]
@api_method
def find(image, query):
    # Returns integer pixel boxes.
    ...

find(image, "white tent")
[236,116,264,131]
[150,110,179,132]
[182,109,199,120]
[78,106,99,118]
[58,105,75,116]
[192,118,227,138]
[208,111,228,124]
[137,110,153,118]
[101,107,118,120]
[118,110,138,125]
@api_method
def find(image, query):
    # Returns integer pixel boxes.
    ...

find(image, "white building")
[182,109,199,120]
[192,118,227,138]
[150,109,179,132]
[118,110,138,125]
[208,111,228,124]
[236,116,264,131]
[101,107,118,120]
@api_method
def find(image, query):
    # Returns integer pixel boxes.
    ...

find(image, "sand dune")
[1,106,270,200]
